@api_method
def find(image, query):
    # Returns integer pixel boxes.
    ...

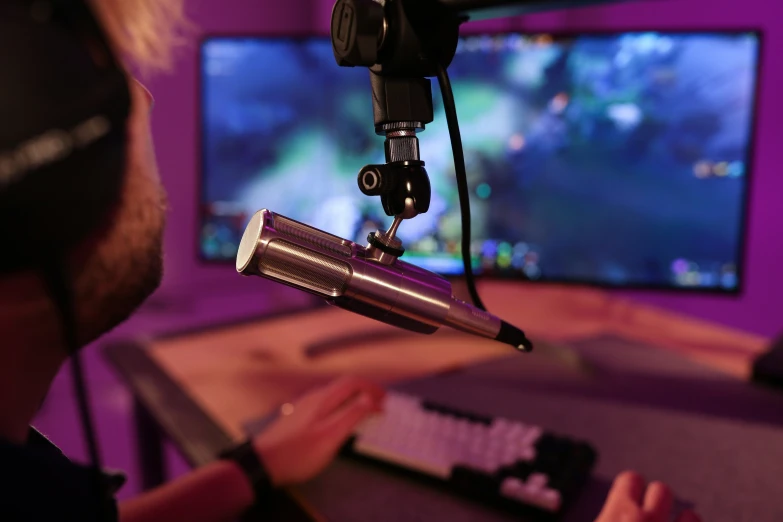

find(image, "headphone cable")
[42,257,110,522]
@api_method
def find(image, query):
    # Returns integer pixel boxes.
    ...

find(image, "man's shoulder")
[0,428,120,522]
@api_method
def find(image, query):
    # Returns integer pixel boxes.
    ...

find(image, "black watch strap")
[219,440,275,502]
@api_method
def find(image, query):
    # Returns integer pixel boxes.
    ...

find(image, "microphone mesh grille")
[260,239,351,297]
[273,214,352,257]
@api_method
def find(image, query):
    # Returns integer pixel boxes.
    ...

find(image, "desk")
[104,282,778,522]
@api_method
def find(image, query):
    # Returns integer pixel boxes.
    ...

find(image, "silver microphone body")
[236,209,531,351]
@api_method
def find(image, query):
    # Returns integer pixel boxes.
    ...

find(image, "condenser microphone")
[236,209,533,351]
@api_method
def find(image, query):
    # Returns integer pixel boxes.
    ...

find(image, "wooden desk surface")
[143,282,768,443]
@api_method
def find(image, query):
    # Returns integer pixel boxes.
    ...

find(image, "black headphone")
[0,0,132,273]
[0,2,132,520]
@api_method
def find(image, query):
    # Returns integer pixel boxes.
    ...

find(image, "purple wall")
[145,0,781,337]
[143,0,312,301]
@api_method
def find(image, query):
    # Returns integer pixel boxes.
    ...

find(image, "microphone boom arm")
[408,0,631,21]
[331,0,633,253]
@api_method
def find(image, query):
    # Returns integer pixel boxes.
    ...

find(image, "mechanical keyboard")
[342,391,598,516]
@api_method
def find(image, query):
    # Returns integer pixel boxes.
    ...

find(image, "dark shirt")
[0,428,123,522]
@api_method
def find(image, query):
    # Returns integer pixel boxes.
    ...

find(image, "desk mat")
[248,335,783,522]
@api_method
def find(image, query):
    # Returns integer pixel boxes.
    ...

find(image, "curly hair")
[90,0,190,72]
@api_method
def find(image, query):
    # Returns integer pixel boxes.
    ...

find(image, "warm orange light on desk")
[145,282,767,442]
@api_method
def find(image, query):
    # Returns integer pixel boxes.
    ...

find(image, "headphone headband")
[0,0,132,273]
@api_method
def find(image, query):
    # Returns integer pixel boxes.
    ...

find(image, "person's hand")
[253,376,385,487]
[595,471,702,522]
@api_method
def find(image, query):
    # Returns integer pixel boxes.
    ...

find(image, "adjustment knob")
[358,165,396,196]
[331,0,385,67]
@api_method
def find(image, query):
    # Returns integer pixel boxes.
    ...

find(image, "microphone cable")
[435,63,487,311]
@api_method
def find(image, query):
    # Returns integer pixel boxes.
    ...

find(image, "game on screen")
[200,31,759,291]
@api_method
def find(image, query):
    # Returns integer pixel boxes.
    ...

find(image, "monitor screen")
[199,31,760,292]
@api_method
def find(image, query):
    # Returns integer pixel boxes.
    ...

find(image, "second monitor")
[200,31,760,292]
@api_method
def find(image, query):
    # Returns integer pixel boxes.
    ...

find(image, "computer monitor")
[199,30,760,292]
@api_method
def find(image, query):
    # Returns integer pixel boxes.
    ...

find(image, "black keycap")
[339,435,357,455]
[533,435,571,478]
[540,440,597,493]
[547,468,570,492]
[504,461,535,482]
[534,433,560,454]
[561,443,598,492]
[571,442,598,468]
[451,466,502,497]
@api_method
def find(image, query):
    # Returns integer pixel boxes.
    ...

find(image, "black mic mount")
[331,0,462,257]
[330,0,631,259]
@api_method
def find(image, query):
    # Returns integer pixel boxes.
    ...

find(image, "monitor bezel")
[196,28,763,296]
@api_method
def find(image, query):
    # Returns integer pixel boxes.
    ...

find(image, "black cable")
[435,63,487,311]
[70,348,104,477]
[41,258,109,521]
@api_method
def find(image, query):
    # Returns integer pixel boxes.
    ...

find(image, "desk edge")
[103,339,235,467]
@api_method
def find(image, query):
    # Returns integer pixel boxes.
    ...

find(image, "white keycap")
[500,477,525,496]
[538,488,563,512]
[354,439,452,479]
[523,426,543,446]
[499,452,515,465]
[501,478,537,503]
[527,473,548,490]
[502,446,519,463]
[489,418,509,434]
[518,446,535,462]
[500,478,562,513]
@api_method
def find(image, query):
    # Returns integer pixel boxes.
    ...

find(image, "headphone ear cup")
[0,0,131,273]
[0,126,129,271]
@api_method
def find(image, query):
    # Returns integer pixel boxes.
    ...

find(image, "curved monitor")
[199,31,760,292]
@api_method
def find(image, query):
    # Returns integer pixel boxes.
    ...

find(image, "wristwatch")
[218,439,275,503]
